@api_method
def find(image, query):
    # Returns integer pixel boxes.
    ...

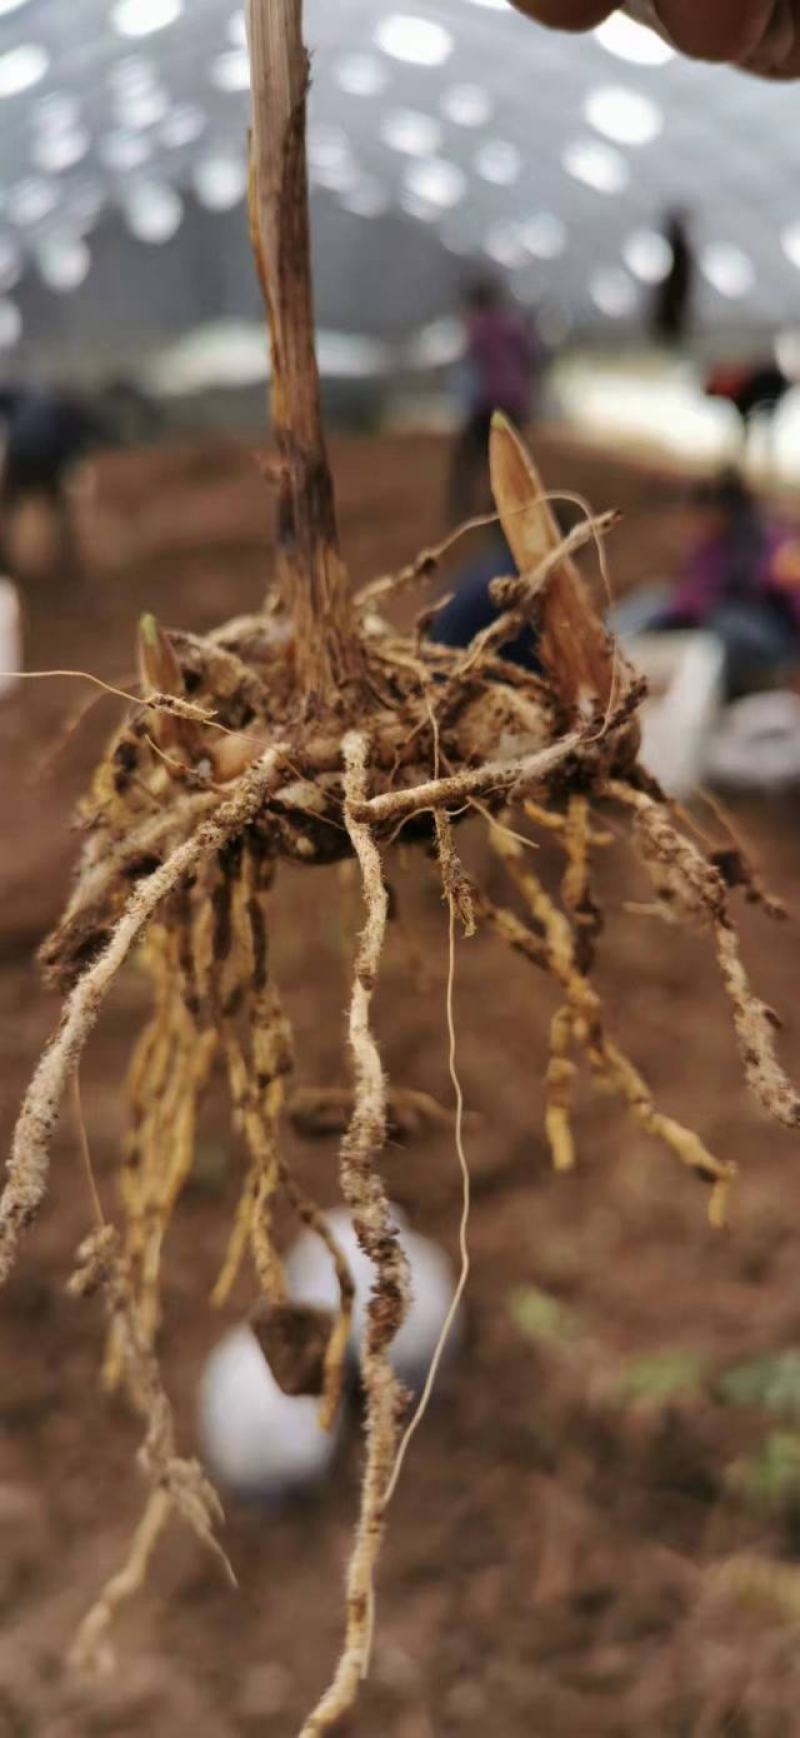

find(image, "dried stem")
[246,0,361,701]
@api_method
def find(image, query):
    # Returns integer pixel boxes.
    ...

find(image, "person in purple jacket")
[448,274,542,525]
[611,469,800,695]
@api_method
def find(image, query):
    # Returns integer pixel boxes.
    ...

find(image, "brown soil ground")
[3,431,800,1738]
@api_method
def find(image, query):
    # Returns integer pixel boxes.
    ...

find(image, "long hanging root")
[71,1489,172,1676]
[206,852,354,1429]
[68,1225,233,1675]
[222,1029,287,1296]
[713,918,800,1128]
[1,745,288,1288]
[103,907,220,1386]
[384,825,473,1507]
[608,780,800,1128]
[138,1022,218,1350]
[542,795,602,1172]
[434,809,476,938]
[590,1038,733,1228]
[562,794,603,974]
[302,733,411,1737]
[545,1005,578,1174]
[489,815,735,1212]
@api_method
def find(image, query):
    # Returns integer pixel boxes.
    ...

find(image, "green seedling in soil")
[726,1431,800,1511]
[615,1347,712,1408]
[509,1283,582,1345]
[718,1350,800,1420]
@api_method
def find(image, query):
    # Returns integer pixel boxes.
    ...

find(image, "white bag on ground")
[625,630,725,798]
[285,1206,462,1391]
[0,578,21,698]
[705,690,800,789]
[199,1323,339,1499]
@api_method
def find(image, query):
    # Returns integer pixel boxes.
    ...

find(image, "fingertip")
[510,0,617,29]
[656,0,773,62]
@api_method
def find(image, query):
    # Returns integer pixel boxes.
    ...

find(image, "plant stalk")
[246,0,362,704]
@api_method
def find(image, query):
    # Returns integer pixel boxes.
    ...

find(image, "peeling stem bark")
[247,0,362,703]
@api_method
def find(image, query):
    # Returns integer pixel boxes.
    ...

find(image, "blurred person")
[651,211,695,348]
[0,383,113,579]
[508,2,800,77]
[428,500,584,672]
[705,359,791,454]
[610,468,800,694]
[448,274,543,526]
[0,383,112,509]
[428,525,539,671]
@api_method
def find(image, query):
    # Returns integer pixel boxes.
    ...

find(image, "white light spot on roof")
[782,222,800,271]
[211,48,250,92]
[474,138,521,186]
[404,156,465,209]
[33,126,90,173]
[586,85,662,147]
[375,15,453,67]
[0,44,49,98]
[159,104,206,148]
[6,175,58,225]
[590,267,637,317]
[485,222,526,269]
[37,234,91,291]
[193,152,246,210]
[0,298,21,346]
[562,137,629,195]
[701,242,754,299]
[340,178,389,218]
[112,0,182,39]
[101,129,152,171]
[594,12,674,65]
[441,83,492,128]
[335,52,388,97]
[623,228,673,284]
[520,213,566,260]
[124,180,184,243]
[381,109,441,156]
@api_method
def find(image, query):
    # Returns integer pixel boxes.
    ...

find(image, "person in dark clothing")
[0,384,114,577]
[448,275,542,527]
[705,361,791,454]
[651,211,695,347]
[429,499,589,670]
[428,526,541,672]
[0,386,112,507]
